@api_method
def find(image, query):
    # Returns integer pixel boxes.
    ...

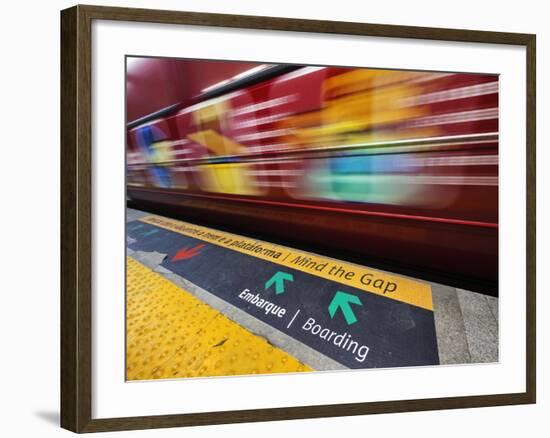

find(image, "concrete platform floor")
[126,207,498,379]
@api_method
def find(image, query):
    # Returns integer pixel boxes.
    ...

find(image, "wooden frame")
[60,4,536,433]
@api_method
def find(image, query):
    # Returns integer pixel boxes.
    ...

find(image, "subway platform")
[126,207,498,381]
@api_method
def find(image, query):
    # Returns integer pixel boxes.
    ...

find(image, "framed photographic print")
[60,4,536,433]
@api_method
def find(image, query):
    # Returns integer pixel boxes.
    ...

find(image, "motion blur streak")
[126,58,499,286]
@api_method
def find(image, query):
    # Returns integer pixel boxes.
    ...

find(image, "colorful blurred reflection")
[127,62,498,222]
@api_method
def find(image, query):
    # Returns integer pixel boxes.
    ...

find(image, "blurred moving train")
[126,59,498,289]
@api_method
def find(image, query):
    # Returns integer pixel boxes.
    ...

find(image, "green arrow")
[264,271,294,295]
[328,291,362,325]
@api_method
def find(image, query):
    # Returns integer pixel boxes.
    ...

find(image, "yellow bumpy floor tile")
[126,256,313,380]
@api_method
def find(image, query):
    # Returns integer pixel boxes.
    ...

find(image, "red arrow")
[171,243,206,261]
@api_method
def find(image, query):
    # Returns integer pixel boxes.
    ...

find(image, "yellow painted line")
[139,215,434,311]
[126,257,312,380]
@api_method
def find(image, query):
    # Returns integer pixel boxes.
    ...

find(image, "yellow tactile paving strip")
[126,256,313,380]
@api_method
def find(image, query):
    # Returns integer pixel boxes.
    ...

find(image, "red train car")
[126,59,498,288]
